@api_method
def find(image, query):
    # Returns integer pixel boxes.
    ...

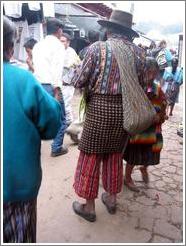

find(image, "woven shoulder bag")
[107,39,156,135]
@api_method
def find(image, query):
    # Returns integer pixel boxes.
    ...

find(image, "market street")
[37,88,183,244]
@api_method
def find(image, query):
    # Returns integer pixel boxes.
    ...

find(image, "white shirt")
[64,47,80,68]
[32,35,65,87]
[62,47,80,84]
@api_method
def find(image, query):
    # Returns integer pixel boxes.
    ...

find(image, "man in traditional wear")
[71,10,146,222]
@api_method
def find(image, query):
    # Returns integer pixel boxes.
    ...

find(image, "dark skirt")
[166,82,180,105]
[3,199,37,243]
[78,94,129,154]
[123,143,160,166]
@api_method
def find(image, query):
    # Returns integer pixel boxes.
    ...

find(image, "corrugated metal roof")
[68,15,102,35]
[55,3,97,17]
[78,3,112,18]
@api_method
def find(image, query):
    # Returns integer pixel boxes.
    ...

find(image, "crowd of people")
[3,9,183,243]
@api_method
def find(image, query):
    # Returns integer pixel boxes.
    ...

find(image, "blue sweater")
[3,62,62,203]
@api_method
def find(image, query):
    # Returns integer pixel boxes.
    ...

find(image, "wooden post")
[178,34,183,67]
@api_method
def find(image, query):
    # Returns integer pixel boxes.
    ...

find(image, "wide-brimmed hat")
[97,10,139,38]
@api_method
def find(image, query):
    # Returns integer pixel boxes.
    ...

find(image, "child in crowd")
[123,57,168,192]
[23,38,37,72]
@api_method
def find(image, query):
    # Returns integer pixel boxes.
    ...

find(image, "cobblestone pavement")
[117,105,183,243]
[37,89,184,244]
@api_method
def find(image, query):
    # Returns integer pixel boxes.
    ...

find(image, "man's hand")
[54,87,62,101]
[26,57,34,72]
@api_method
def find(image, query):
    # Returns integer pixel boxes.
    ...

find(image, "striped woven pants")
[73,151,123,199]
[3,199,37,243]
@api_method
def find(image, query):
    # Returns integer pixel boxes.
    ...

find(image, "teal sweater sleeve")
[22,74,62,139]
[3,63,62,202]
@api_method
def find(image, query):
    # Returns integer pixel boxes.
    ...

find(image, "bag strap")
[107,38,150,104]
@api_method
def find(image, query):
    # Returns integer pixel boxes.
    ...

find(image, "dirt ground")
[37,89,183,244]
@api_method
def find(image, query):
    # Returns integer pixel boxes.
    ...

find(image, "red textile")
[73,151,123,199]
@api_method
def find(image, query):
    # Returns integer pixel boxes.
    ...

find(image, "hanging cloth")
[28,3,41,11]
[42,2,55,17]
[4,2,22,18]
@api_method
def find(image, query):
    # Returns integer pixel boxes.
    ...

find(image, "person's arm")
[26,57,34,73]
[50,42,65,88]
[163,68,173,82]
[36,89,62,140]
[165,49,173,63]
[79,46,88,61]
[157,87,168,123]
[66,48,81,68]
[71,43,98,89]
[23,73,62,140]
[32,42,45,83]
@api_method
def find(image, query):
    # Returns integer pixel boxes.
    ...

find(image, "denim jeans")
[42,84,67,153]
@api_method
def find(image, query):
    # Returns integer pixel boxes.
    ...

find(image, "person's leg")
[169,103,175,116]
[73,151,101,222]
[51,87,68,156]
[140,165,149,184]
[62,86,75,126]
[41,84,68,155]
[3,199,37,243]
[159,70,165,87]
[101,152,123,213]
[124,163,135,183]
[124,163,140,192]
[166,104,170,116]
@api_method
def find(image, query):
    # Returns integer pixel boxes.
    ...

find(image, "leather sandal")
[124,179,140,192]
[101,193,116,214]
[72,201,96,222]
[140,167,149,184]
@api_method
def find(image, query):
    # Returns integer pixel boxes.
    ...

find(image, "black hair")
[61,32,72,41]
[3,16,16,61]
[46,17,64,35]
[171,57,178,65]
[145,56,159,71]
[159,40,167,47]
[106,26,135,42]
[24,38,37,49]
[88,30,100,43]
[171,58,178,74]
